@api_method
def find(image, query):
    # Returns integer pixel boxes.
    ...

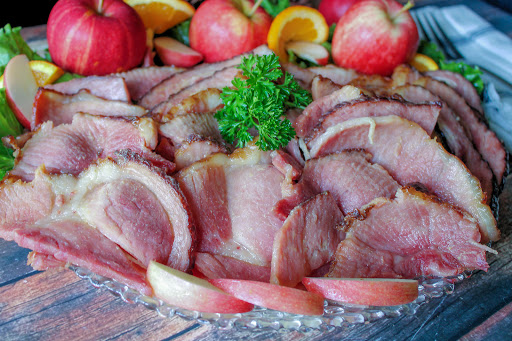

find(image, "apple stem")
[392,1,414,20]
[98,0,104,13]
[247,0,264,18]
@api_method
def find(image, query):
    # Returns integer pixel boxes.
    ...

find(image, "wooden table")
[2,1,512,340]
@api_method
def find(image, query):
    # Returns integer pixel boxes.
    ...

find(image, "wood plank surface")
[1,1,512,340]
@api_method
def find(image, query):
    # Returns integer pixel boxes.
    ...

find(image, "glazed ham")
[115,66,184,101]
[306,115,499,242]
[43,75,132,102]
[9,114,174,182]
[32,88,147,129]
[328,187,490,279]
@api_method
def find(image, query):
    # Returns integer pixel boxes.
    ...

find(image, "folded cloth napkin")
[434,4,512,86]
[483,83,512,153]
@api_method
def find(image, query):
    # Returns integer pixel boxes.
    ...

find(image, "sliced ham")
[177,146,283,267]
[139,44,272,109]
[306,115,498,242]
[270,192,343,287]
[295,85,369,137]
[308,64,360,85]
[311,75,345,100]
[328,187,489,279]
[9,114,174,182]
[115,66,184,101]
[281,62,317,91]
[194,253,271,282]
[32,88,147,129]
[174,136,227,170]
[307,96,441,140]
[425,69,483,114]
[150,67,239,117]
[158,112,222,147]
[44,75,131,102]
[301,151,400,214]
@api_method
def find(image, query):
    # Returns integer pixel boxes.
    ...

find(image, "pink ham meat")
[301,151,400,214]
[43,75,132,102]
[0,152,195,292]
[193,253,271,282]
[425,69,483,114]
[294,85,369,137]
[306,97,441,140]
[32,88,147,129]
[308,64,360,85]
[174,136,228,170]
[307,115,499,242]
[115,66,184,101]
[328,187,489,279]
[138,44,272,109]
[150,66,239,117]
[271,192,343,287]
[177,147,283,268]
[9,114,174,182]
[153,88,224,122]
[311,75,346,100]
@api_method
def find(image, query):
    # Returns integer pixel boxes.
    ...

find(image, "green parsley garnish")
[418,40,484,96]
[260,0,290,17]
[214,53,311,151]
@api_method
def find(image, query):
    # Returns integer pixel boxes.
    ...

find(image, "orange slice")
[409,53,439,72]
[125,0,195,34]
[0,60,64,89]
[267,5,329,63]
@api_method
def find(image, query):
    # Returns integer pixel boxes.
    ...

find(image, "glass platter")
[68,69,511,333]
[71,265,468,332]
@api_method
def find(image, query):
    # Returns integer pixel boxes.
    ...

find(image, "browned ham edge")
[306,115,498,242]
[328,187,489,279]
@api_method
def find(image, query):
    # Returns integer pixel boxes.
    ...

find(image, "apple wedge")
[208,278,325,316]
[154,37,203,68]
[3,54,39,129]
[146,261,253,314]
[286,41,329,66]
[302,277,419,306]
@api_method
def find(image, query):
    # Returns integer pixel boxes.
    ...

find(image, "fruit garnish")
[125,0,195,34]
[214,53,311,151]
[409,53,439,72]
[0,60,64,89]
[267,5,329,63]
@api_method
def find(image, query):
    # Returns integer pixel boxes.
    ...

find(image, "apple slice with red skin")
[154,37,204,68]
[147,261,254,313]
[3,54,39,129]
[208,278,325,316]
[285,41,329,66]
[302,277,419,306]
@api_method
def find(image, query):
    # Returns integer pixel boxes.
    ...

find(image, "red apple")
[318,0,363,26]
[154,37,203,68]
[46,0,146,76]
[286,41,329,66]
[189,0,272,63]
[3,54,38,129]
[331,0,419,76]
[302,277,419,306]
[208,278,325,315]
[146,261,254,314]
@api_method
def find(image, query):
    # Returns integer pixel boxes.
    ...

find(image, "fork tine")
[410,11,426,42]
[414,9,443,49]
[422,8,461,60]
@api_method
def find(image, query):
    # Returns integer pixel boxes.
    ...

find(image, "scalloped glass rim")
[71,265,470,332]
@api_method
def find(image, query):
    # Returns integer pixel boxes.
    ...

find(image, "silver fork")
[410,6,461,60]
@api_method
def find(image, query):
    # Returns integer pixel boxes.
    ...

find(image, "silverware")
[410,6,460,60]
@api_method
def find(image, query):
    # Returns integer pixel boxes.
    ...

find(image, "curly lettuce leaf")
[0,24,44,74]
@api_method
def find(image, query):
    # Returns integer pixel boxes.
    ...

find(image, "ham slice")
[9,114,174,182]
[32,88,147,129]
[308,64,360,85]
[174,136,228,170]
[306,115,498,242]
[115,66,184,101]
[44,75,132,102]
[271,192,343,287]
[328,187,489,279]
[194,253,271,282]
[177,146,284,267]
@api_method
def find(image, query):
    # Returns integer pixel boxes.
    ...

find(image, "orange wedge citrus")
[267,5,329,63]
[124,0,195,34]
[0,60,64,89]
[409,53,439,72]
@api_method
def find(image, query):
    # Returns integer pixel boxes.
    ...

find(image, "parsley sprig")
[215,53,311,151]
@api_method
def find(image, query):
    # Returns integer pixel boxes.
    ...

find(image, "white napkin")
[482,83,512,153]
[435,5,512,87]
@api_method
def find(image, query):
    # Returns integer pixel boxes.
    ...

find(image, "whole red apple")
[47,0,146,76]
[318,0,363,26]
[189,0,272,63]
[331,0,419,76]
